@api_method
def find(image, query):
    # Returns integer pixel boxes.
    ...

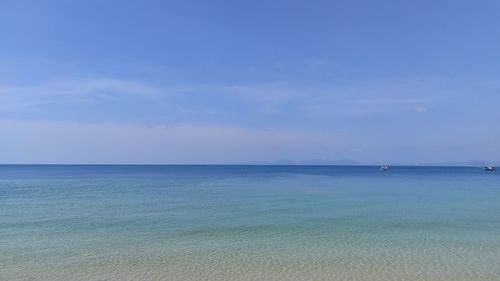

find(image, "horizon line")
[0,163,494,167]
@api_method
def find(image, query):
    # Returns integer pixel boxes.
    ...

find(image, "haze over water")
[1,165,499,281]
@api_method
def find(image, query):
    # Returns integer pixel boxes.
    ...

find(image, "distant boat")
[380,165,389,171]
[482,166,496,171]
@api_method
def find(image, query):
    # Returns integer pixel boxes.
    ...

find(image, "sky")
[1,0,499,164]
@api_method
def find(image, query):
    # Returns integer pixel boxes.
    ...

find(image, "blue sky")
[1,0,499,164]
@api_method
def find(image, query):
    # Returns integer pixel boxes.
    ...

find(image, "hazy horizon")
[1,1,499,164]
[0,160,498,166]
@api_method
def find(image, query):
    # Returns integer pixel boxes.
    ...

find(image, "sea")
[1,165,499,281]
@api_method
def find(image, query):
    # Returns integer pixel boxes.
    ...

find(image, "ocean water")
[1,165,499,281]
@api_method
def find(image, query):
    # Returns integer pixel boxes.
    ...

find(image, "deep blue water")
[1,165,499,280]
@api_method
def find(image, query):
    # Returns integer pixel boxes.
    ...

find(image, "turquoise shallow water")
[1,165,499,281]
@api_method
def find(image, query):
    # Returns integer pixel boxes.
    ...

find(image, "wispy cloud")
[0,78,163,111]
[222,82,302,104]
[166,79,436,120]
[415,106,428,113]
[1,76,483,126]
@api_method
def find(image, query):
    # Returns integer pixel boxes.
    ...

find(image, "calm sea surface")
[1,165,499,281]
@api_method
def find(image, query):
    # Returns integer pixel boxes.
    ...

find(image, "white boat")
[380,165,389,171]
[483,166,496,171]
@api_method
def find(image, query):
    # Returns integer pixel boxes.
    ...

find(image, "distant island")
[230,159,500,166]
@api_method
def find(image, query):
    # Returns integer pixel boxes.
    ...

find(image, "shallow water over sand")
[1,165,499,280]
